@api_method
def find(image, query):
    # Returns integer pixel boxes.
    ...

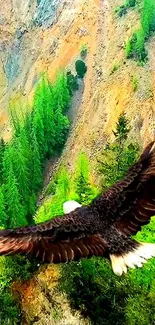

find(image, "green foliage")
[125,39,132,58]
[0,186,7,228]
[66,71,79,95]
[0,138,5,184]
[125,0,155,62]
[53,105,70,152]
[0,73,70,227]
[126,0,136,7]
[3,147,26,228]
[125,29,147,61]
[115,0,136,18]
[30,128,42,193]
[132,76,139,91]
[0,255,38,324]
[35,155,98,223]
[0,73,71,321]
[98,114,138,189]
[80,44,88,58]
[99,142,138,189]
[75,60,87,78]
[141,0,155,38]
[111,63,120,74]
[72,152,99,204]
[1,92,154,325]
[115,5,128,17]
[35,167,70,223]
[113,112,130,144]
[52,73,71,113]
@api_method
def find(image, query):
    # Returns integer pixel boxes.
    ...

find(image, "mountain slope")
[0,0,100,140]
[62,0,155,181]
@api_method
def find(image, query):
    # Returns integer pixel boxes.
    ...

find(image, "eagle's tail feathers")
[110,242,155,276]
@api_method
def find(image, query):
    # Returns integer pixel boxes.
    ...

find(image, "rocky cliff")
[0,0,100,140]
[1,0,154,174]
[62,0,155,181]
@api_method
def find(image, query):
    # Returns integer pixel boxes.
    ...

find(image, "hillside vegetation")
[0,0,155,324]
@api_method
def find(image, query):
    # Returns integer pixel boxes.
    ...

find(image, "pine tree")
[56,167,70,201]
[11,137,30,216]
[53,105,70,152]
[37,76,56,157]
[73,153,98,204]
[66,71,79,95]
[0,186,7,228]
[113,112,130,145]
[9,103,29,137]
[52,74,71,112]
[32,74,70,159]
[32,107,46,162]
[3,148,26,227]
[99,114,138,190]
[30,128,42,193]
[0,138,5,185]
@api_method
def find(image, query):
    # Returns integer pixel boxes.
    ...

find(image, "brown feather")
[103,141,155,236]
[0,142,155,264]
[0,209,107,262]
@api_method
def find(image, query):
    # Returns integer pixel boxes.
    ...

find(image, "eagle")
[0,142,155,276]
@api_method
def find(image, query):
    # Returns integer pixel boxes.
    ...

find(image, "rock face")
[0,0,99,140]
[34,0,61,28]
[0,0,155,159]
[0,0,61,88]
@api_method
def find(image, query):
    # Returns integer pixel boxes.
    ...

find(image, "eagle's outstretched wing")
[89,141,155,276]
[0,142,155,276]
[95,141,155,236]
[0,207,106,262]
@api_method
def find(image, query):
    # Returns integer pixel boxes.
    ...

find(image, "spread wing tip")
[140,141,155,161]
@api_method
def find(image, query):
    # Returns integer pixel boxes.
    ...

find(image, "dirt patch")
[59,0,155,184]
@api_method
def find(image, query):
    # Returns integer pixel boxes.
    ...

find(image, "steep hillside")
[62,0,155,181]
[0,0,100,140]
[0,0,154,148]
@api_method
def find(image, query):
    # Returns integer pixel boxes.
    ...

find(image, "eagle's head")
[63,200,82,214]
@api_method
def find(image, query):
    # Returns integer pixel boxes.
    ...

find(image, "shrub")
[80,44,88,58]
[125,30,147,62]
[66,71,79,95]
[141,0,155,38]
[115,5,128,17]
[132,76,138,91]
[126,0,136,7]
[75,60,87,78]
[111,63,120,74]
[115,0,136,18]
